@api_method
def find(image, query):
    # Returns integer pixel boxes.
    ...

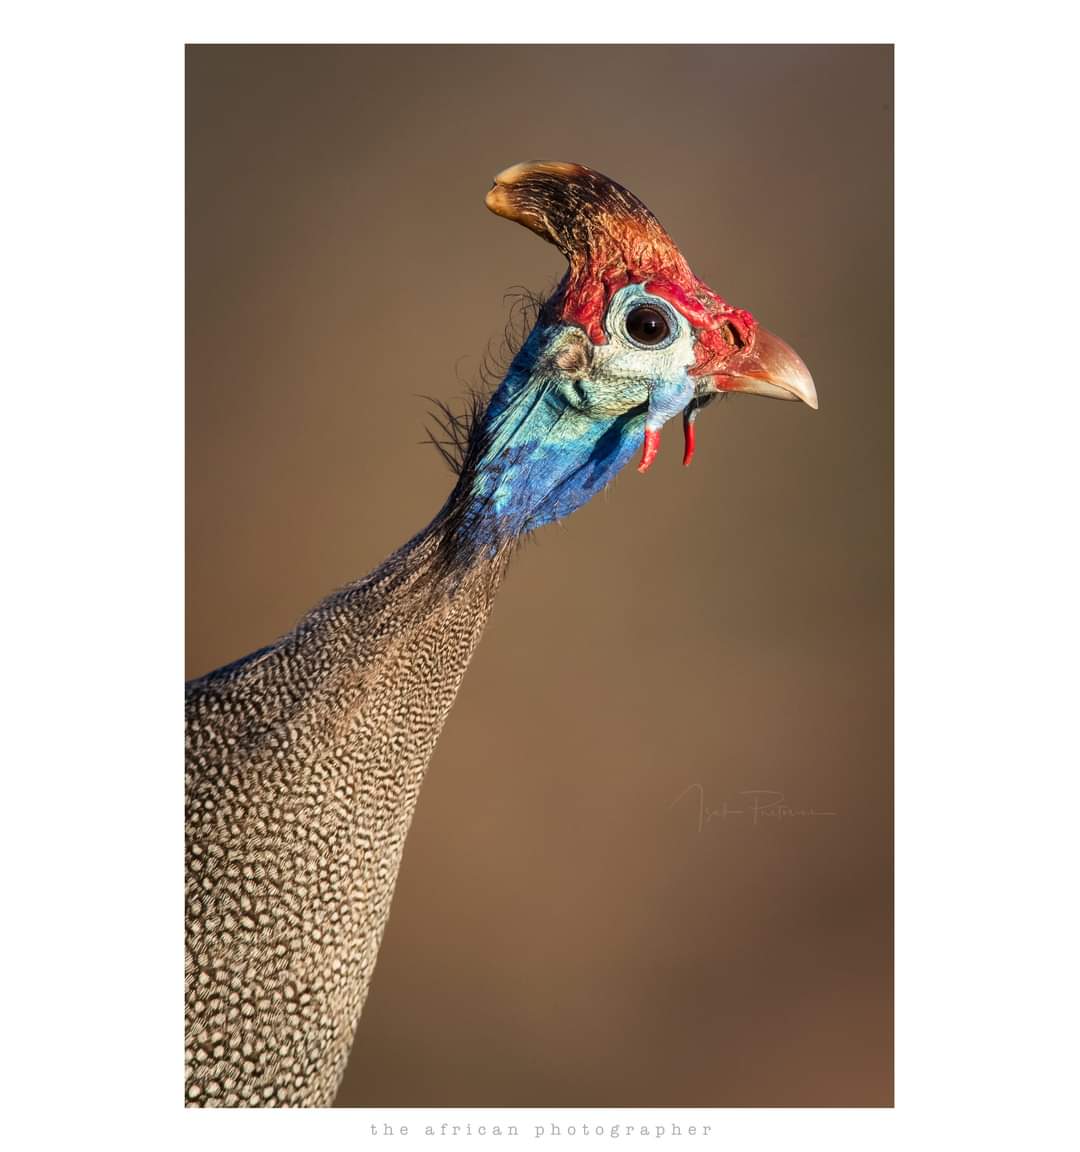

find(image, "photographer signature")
[670,783,837,833]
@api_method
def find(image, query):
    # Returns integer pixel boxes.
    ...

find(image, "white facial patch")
[594,283,697,383]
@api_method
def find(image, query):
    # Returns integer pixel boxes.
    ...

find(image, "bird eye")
[624,305,671,347]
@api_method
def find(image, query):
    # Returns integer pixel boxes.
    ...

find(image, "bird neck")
[449,329,646,547]
[186,516,510,1105]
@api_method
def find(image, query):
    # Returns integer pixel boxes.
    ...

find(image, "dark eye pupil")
[625,305,670,346]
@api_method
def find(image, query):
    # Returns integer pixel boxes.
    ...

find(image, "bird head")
[462,161,816,539]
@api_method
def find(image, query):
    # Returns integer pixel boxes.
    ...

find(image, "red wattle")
[682,413,696,467]
[638,427,661,474]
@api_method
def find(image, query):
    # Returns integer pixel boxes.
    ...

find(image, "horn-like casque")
[485,161,747,358]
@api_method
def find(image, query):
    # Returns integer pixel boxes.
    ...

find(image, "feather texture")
[186,510,511,1106]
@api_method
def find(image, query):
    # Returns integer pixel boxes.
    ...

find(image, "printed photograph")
[186,43,893,1108]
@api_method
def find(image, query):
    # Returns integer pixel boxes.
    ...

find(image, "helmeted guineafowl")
[185,161,818,1107]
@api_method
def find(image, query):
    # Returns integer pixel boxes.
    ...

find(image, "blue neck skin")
[451,324,691,550]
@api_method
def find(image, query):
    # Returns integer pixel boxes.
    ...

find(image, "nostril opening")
[720,320,745,351]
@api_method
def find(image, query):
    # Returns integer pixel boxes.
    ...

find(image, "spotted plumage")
[187,522,509,1106]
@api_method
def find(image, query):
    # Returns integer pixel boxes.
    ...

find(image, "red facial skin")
[543,206,758,377]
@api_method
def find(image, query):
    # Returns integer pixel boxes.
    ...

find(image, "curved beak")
[711,326,818,410]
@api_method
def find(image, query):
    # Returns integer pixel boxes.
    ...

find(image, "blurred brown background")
[187,45,892,1107]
